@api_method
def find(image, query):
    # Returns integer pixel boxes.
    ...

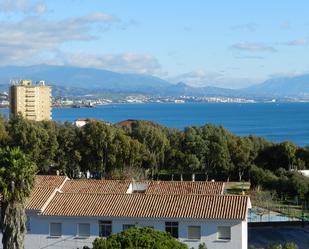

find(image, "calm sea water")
[1,103,309,146]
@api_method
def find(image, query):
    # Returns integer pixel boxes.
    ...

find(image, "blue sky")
[0,0,308,88]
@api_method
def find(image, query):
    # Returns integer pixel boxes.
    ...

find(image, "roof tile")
[42,193,248,220]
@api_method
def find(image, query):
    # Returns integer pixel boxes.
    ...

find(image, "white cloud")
[75,12,117,23]
[231,42,276,52]
[169,69,262,89]
[169,69,224,87]
[269,70,309,78]
[286,38,309,46]
[0,13,118,65]
[0,0,47,13]
[54,52,162,75]
[235,55,264,60]
[0,10,159,76]
[231,23,257,32]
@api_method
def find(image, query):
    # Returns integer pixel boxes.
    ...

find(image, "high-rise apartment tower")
[9,80,52,121]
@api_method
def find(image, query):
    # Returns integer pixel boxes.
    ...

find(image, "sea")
[1,102,308,147]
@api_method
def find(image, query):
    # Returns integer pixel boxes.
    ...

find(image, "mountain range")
[0,64,308,99]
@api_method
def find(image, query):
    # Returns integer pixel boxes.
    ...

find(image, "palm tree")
[0,147,36,249]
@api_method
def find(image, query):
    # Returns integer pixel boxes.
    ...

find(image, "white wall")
[242,219,248,249]
[0,215,247,249]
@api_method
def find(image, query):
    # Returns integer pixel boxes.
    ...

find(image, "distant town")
[2,90,309,109]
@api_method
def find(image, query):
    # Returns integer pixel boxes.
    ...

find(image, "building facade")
[1,176,250,249]
[9,80,51,121]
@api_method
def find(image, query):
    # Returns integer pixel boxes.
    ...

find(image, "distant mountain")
[0,64,171,94]
[243,74,309,97]
[0,64,309,98]
[0,65,236,97]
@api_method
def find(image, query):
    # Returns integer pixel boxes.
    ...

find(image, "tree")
[255,142,298,172]
[0,114,8,146]
[131,122,170,178]
[229,136,251,181]
[80,121,116,176]
[54,122,81,177]
[7,115,58,173]
[91,227,188,249]
[280,142,297,170]
[0,147,37,249]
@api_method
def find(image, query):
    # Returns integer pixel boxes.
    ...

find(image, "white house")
[2,176,251,249]
[74,118,96,127]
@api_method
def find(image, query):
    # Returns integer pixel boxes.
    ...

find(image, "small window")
[78,223,90,237]
[165,222,178,238]
[50,223,62,237]
[123,224,135,231]
[99,221,112,237]
[188,226,201,240]
[217,226,231,240]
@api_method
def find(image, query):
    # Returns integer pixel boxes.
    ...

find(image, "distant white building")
[1,176,251,249]
[74,118,96,127]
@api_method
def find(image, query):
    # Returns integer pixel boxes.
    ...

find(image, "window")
[165,222,178,238]
[217,226,231,240]
[123,224,135,231]
[188,226,201,240]
[99,221,112,237]
[50,223,62,237]
[78,223,90,237]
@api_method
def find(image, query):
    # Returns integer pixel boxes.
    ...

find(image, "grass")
[225,181,251,190]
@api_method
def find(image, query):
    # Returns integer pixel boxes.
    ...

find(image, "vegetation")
[90,227,187,249]
[0,147,37,249]
[0,114,307,247]
[0,115,309,207]
[250,242,299,249]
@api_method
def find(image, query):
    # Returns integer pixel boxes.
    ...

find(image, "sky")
[0,0,308,89]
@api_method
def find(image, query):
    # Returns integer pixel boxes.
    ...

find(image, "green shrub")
[266,242,299,249]
[91,227,188,249]
[198,242,208,249]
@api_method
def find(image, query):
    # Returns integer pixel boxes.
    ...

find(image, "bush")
[282,242,299,249]
[266,242,298,249]
[198,243,208,249]
[91,227,188,249]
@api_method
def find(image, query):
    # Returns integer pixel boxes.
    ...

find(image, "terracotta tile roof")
[115,119,138,128]
[34,175,68,189]
[25,176,247,220]
[61,179,130,194]
[61,180,224,195]
[26,175,67,210]
[146,181,224,195]
[42,193,249,220]
[26,187,56,210]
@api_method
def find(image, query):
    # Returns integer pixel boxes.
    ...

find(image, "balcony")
[26,108,35,112]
